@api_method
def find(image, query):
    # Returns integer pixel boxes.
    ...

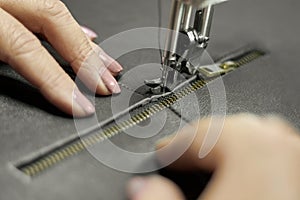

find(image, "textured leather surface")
[0,0,300,199]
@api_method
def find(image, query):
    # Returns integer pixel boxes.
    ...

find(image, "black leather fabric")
[0,0,300,199]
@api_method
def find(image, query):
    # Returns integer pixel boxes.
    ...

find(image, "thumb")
[126,175,185,200]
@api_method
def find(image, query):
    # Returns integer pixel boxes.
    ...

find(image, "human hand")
[127,114,300,200]
[0,0,122,117]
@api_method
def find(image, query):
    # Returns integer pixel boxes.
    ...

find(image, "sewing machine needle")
[161,64,168,92]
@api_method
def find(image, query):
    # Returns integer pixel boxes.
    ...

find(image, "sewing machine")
[1,0,300,200]
[146,0,227,93]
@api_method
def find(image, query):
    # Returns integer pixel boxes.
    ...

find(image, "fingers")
[90,43,123,76]
[126,176,185,200]
[99,50,123,76]
[80,26,98,41]
[126,115,300,200]
[0,8,94,117]
[155,117,225,171]
[198,115,300,200]
[74,47,121,94]
[154,114,300,200]
[39,0,121,95]
[0,0,121,95]
[155,114,293,171]
[80,28,123,76]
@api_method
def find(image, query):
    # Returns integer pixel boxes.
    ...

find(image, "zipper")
[14,48,266,177]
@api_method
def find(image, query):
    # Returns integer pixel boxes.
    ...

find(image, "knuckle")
[7,29,42,61]
[41,0,71,20]
[70,41,94,68]
[40,70,67,92]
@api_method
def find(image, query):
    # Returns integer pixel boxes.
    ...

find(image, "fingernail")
[81,26,98,40]
[127,177,147,199]
[100,70,121,94]
[92,45,123,74]
[73,89,95,116]
[99,53,123,73]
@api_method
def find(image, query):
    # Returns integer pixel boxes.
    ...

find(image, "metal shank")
[161,0,214,89]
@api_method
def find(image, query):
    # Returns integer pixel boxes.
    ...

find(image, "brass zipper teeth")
[17,49,265,177]
[235,50,264,67]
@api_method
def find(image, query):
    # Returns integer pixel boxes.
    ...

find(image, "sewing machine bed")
[0,0,299,199]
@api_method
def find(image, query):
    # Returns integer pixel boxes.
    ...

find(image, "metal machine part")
[145,0,227,93]
[196,49,265,78]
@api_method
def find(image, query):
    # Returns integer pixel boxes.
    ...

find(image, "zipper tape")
[14,49,265,177]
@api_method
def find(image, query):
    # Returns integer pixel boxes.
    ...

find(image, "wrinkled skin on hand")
[0,0,123,117]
